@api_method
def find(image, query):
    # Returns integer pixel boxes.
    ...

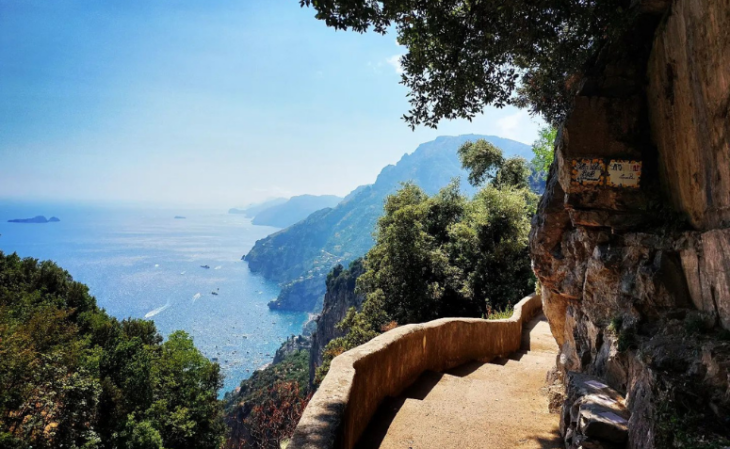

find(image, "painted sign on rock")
[571,159,605,187]
[607,160,642,188]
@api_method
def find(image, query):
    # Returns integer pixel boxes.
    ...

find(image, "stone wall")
[289,294,542,449]
[530,0,730,446]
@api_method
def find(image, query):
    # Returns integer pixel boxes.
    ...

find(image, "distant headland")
[7,216,60,224]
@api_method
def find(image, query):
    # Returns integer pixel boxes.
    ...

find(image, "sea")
[0,201,309,395]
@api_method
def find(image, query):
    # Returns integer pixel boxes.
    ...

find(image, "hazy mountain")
[245,135,532,312]
[251,195,343,228]
[228,197,288,216]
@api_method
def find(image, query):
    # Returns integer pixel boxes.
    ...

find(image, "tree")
[301,0,628,127]
[150,331,224,449]
[531,126,557,180]
[315,140,538,380]
[0,253,226,449]
[223,350,311,449]
[117,416,165,449]
[458,140,504,187]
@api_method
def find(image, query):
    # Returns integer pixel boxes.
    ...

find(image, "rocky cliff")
[268,277,327,313]
[308,259,365,385]
[530,0,730,447]
[273,335,311,364]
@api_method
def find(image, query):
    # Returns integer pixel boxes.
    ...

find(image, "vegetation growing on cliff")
[0,252,224,449]
[224,350,311,449]
[530,126,558,180]
[316,140,537,381]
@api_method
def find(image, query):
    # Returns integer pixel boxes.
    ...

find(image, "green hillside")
[245,135,531,312]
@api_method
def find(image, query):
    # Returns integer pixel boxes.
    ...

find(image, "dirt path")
[356,314,561,449]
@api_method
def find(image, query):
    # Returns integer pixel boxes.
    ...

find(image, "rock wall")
[308,260,365,385]
[273,334,311,364]
[530,0,730,447]
[647,0,730,230]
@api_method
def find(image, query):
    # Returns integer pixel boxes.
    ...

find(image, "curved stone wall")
[289,294,543,449]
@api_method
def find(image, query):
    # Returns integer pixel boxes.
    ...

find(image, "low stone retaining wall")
[289,294,543,449]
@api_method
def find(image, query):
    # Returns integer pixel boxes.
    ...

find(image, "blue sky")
[0,0,544,208]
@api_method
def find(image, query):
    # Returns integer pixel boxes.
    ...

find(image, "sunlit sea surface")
[0,201,308,395]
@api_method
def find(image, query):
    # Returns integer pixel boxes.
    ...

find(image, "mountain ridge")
[245,134,532,312]
[251,194,343,228]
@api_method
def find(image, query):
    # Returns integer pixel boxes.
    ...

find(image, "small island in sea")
[8,215,60,224]
[174,216,186,219]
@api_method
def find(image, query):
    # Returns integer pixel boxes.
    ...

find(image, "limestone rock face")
[530,0,730,446]
[308,261,365,385]
[679,229,730,328]
[273,335,311,365]
[648,0,730,230]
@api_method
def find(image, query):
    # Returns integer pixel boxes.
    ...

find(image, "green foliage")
[117,416,165,449]
[316,141,537,380]
[326,258,364,295]
[607,316,635,352]
[530,126,557,181]
[301,0,628,126]
[458,140,504,187]
[223,351,311,449]
[224,350,310,414]
[494,157,531,190]
[486,306,514,320]
[0,252,224,449]
[607,316,623,334]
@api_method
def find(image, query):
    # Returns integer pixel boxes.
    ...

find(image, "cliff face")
[530,0,730,447]
[268,277,327,313]
[308,260,365,385]
[273,335,311,364]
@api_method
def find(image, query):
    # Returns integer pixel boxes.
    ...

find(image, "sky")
[0,0,545,208]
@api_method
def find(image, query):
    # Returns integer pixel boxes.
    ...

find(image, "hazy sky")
[0,0,545,208]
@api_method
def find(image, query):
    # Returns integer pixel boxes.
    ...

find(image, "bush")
[0,252,224,449]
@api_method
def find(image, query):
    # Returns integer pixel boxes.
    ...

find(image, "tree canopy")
[0,252,224,449]
[531,126,557,180]
[301,0,628,127]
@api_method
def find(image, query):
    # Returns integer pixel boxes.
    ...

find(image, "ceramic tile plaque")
[571,158,605,187]
[607,160,642,188]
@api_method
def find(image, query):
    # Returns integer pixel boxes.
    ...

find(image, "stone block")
[578,402,629,443]
[562,372,630,449]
